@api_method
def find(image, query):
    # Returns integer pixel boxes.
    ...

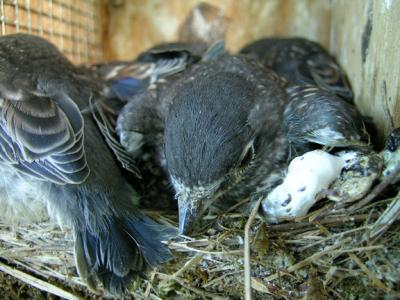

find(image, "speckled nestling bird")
[239,37,372,222]
[162,54,289,234]
[283,85,369,154]
[240,37,353,101]
[240,37,368,155]
[0,34,175,295]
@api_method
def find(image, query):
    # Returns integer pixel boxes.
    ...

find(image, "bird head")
[164,59,285,234]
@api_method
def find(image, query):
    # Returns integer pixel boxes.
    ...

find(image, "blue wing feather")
[111,77,145,100]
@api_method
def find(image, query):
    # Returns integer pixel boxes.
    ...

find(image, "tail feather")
[99,270,135,296]
[74,214,176,294]
[74,232,98,291]
[126,216,178,267]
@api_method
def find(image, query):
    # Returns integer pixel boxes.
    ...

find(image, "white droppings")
[262,150,346,223]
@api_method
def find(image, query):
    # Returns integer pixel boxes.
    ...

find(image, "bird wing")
[284,85,366,147]
[0,90,89,185]
[110,58,191,101]
[302,53,353,101]
[90,96,141,177]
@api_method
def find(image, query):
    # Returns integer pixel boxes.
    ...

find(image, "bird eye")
[239,145,254,169]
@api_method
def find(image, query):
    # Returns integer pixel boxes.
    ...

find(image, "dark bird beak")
[178,197,203,235]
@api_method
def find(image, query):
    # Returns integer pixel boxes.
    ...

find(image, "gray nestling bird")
[90,42,224,211]
[283,85,369,155]
[84,42,207,173]
[114,41,226,166]
[240,37,353,101]
[163,54,288,234]
[0,34,175,295]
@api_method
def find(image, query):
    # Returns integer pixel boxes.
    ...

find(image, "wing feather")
[0,94,89,184]
[90,97,140,177]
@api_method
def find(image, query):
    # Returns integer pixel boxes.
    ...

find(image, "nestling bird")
[283,85,369,155]
[240,38,369,156]
[240,38,370,222]
[89,42,226,211]
[163,54,288,234]
[240,37,353,101]
[113,41,226,166]
[0,34,175,295]
[86,42,205,169]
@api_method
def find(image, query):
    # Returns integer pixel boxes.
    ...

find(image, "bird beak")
[178,197,202,235]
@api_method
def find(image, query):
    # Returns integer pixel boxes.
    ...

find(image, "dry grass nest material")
[0,166,399,300]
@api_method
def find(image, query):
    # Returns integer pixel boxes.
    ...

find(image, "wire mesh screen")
[0,0,103,64]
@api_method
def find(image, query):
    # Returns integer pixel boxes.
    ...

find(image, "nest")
[0,166,399,299]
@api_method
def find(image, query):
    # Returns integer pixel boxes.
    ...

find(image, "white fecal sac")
[262,150,346,223]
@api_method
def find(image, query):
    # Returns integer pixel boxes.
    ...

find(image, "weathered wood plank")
[105,0,399,143]
[330,0,400,145]
[105,0,331,59]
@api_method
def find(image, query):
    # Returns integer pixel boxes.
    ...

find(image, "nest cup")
[0,1,399,299]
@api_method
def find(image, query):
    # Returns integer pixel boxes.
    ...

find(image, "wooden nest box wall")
[103,0,400,146]
[0,0,398,144]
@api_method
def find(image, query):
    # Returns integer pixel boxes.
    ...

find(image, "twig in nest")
[244,195,263,300]
[156,272,224,299]
[203,213,243,220]
[202,271,242,288]
[264,243,383,283]
[227,197,251,213]
[264,238,350,282]
[347,252,391,292]
[144,271,156,299]
[268,213,379,234]
[325,286,346,300]
[173,243,215,278]
[297,226,369,252]
[365,191,400,240]
[168,241,241,255]
[0,261,79,300]
[250,277,284,297]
